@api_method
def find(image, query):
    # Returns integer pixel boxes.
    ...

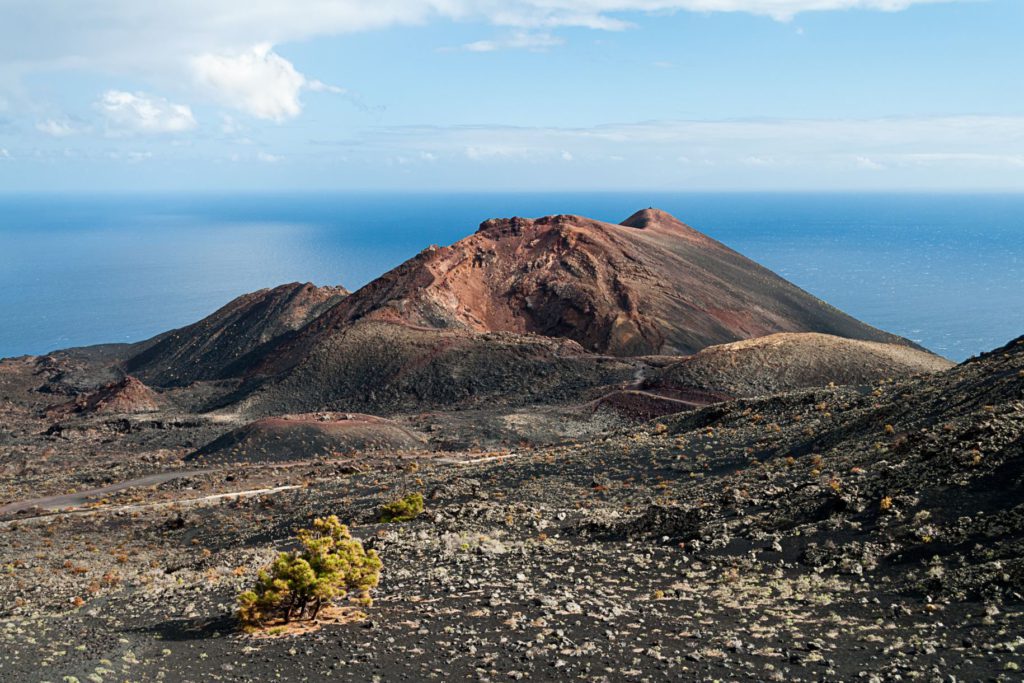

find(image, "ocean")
[0,192,1021,362]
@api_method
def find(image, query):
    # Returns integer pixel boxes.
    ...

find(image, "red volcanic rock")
[271,209,914,364]
[110,209,931,418]
[49,375,160,417]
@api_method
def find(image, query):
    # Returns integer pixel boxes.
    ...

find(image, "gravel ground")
[0,337,1021,682]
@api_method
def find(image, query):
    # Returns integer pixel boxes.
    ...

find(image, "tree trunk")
[285,595,297,622]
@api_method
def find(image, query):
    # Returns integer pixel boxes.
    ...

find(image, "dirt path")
[0,484,303,526]
[0,448,502,521]
[0,469,213,515]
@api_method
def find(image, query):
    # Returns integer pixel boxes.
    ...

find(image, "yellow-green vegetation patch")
[237,516,381,635]
[379,492,425,523]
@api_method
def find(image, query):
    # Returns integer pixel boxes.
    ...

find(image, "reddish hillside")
[266,209,914,369]
[47,375,161,417]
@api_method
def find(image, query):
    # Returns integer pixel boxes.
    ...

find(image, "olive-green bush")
[238,516,381,631]
[379,492,425,523]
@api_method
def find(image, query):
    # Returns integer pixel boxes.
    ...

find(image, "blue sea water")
[0,192,1021,362]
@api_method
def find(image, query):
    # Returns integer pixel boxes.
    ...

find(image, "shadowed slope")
[235,320,637,416]
[127,282,348,386]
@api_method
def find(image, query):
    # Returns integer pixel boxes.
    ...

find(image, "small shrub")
[237,516,381,632]
[379,493,425,523]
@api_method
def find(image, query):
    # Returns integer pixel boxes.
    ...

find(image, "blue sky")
[0,0,1022,191]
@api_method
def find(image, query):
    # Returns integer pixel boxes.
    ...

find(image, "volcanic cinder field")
[1,209,1021,682]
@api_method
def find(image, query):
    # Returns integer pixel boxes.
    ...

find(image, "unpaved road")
[0,469,212,515]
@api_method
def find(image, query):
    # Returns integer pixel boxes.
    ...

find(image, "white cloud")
[0,0,966,133]
[257,150,282,162]
[854,155,885,170]
[98,90,197,133]
[193,44,324,121]
[36,119,77,137]
[318,115,1024,188]
[465,143,537,160]
[891,152,1024,167]
[107,150,153,162]
[191,44,345,121]
[220,114,241,135]
[0,148,10,159]
[307,80,346,94]
[460,31,564,52]
[0,1,963,79]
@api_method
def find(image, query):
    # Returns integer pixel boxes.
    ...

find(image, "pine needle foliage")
[238,516,381,631]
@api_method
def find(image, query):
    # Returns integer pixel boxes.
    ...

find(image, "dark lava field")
[0,210,1021,682]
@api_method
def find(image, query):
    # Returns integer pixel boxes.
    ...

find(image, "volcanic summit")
[267,208,914,363]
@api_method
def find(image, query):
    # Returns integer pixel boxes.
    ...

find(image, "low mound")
[189,412,428,463]
[127,282,348,387]
[47,375,161,417]
[649,332,953,397]
[235,320,637,416]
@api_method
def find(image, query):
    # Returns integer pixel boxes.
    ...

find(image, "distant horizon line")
[3,188,1024,197]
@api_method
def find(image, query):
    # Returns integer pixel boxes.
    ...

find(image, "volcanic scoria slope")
[126,281,349,387]
[265,208,914,360]
[213,209,930,415]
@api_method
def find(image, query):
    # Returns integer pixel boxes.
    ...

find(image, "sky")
[0,0,1022,192]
